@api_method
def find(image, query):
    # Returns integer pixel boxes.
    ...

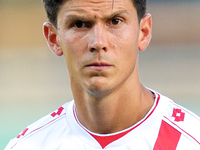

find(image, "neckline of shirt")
[69,91,160,148]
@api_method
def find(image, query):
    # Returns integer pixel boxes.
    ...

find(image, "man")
[5,0,200,149]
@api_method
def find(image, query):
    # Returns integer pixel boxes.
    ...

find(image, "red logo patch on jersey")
[17,128,29,138]
[172,108,185,122]
[51,107,64,117]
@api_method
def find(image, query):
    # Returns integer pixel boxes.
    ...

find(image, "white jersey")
[5,91,200,150]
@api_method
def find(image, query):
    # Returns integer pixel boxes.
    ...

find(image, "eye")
[72,20,91,29]
[73,21,85,28]
[111,18,122,25]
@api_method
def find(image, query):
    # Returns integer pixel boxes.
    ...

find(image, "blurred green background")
[1,0,200,149]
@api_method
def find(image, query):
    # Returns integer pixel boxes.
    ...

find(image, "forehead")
[58,0,136,18]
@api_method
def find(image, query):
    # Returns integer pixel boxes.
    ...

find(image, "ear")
[138,14,152,51]
[43,22,63,56]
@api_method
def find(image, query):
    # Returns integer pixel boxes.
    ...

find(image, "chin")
[82,76,116,98]
[85,83,113,99]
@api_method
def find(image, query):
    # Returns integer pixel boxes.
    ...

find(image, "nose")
[87,23,108,53]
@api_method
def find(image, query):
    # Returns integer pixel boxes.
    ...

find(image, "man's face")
[52,0,150,97]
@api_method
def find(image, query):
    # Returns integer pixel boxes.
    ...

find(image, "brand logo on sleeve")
[17,128,29,138]
[51,107,64,117]
[172,108,185,122]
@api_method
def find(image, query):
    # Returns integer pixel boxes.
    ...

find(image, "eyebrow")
[107,10,129,20]
[64,10,129,22]
[65,14,89,22]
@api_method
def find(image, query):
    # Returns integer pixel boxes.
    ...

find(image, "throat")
[73,83,155,134]
[74,96,144,134]
[73,104,134,149]
[73,91,158,149]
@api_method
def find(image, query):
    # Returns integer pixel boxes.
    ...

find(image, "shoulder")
[5,100,74,150]
[159,94,200,146]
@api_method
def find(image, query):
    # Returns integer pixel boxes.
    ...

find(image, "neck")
[70,66,154,134]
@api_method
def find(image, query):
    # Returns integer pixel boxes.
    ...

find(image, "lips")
[86,62,111,67]
[85,62,113,70]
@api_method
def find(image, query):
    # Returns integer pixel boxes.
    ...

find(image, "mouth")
[85,62,113,70]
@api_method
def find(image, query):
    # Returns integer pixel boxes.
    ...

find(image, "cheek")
[114,28,139,55]
[60,32,91,80]
[113,29,139,69]
[59,36,81,72]
[61,32,86,58]
[112,25,139,48]
[62,32,83,52]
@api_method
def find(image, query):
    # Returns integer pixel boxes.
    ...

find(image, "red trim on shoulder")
[172,102,200,121]
[73,93,160,149]
[164,116,200,145]
[10,112,66,149]
[154,120,181,150]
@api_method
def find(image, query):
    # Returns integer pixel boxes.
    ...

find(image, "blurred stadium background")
[1,0,200,149]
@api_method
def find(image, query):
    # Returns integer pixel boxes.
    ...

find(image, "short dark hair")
[43,0,147,28]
